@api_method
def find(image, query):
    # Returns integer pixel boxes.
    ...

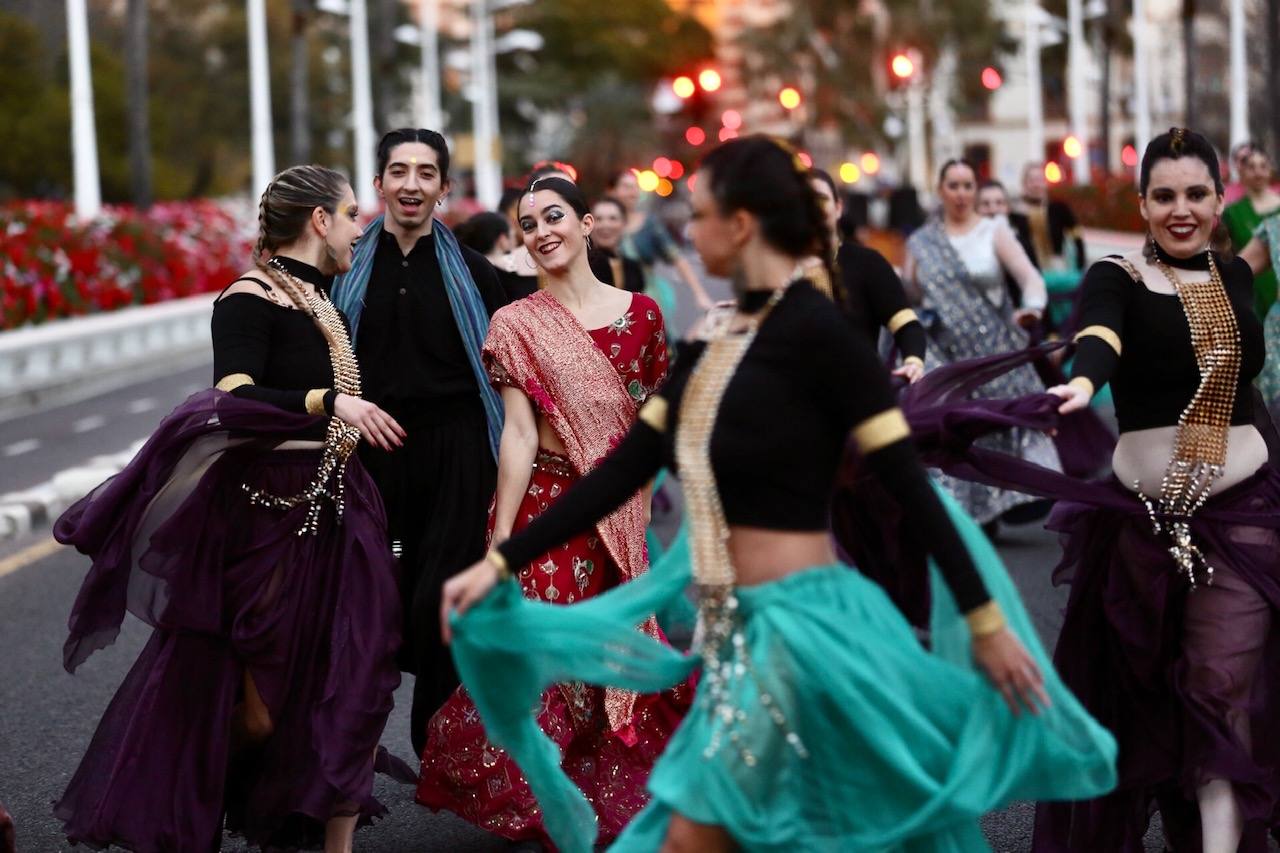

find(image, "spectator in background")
[607,169,713,314]
[1223,141,1258,205]
[590,196,646,293]
[1016,163,1086,272]
[1223,144,1280,319]
[979,179,1041,312]
[456,210,535,302]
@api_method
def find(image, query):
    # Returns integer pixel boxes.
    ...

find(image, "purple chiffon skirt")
[53,391,402,852]
[1033,469,1280,851]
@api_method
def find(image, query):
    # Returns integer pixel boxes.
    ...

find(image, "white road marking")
[72,415,107,433]
[3,439,40,457]
[126,398,157,414]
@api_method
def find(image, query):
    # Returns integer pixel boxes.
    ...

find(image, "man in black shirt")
[332,129,506,754]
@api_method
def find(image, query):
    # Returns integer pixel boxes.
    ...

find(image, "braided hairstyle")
[253,164,350,349]
[1138,127,1231,258]
[699,136,835,295]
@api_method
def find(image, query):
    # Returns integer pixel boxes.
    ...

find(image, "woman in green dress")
[1223,145,1280,319]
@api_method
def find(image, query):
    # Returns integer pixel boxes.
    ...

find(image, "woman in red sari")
[416,177,690,849]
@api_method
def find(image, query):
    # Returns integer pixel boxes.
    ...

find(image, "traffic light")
[981,67,1002,91]
[890,53,915,83]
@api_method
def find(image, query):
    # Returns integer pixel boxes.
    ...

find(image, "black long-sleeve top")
[356,229,507,416]
[837,241,927,363]
[496,281,992,613]
[1070,249,1265,434]
[211,257,342,436]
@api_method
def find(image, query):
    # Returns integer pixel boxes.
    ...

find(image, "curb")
[0,441,143,540]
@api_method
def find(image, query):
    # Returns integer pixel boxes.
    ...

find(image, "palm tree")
[125,0,151,209]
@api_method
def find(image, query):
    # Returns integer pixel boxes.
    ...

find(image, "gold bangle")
[851,408,911,454]
[902,356,925,370]
[215,372,254,392]
[486,548,512,582]
[305,388,329,416]
[886,308,919,335]
[1067,376,1095,398]
[965,601,1007,638]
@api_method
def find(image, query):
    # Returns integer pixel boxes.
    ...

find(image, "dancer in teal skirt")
[440,136,1116,852]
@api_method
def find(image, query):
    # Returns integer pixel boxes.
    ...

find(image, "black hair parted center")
[519,176,590,220]
[376,128,450,180]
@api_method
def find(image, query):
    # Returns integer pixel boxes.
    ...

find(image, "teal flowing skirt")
[449,486,1116,852]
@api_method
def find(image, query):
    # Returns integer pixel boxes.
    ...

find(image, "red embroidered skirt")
[416,449,691,846]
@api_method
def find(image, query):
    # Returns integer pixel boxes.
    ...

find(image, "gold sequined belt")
[532,450,575,479]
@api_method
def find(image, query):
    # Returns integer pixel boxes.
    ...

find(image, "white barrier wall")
[0,293,215,408]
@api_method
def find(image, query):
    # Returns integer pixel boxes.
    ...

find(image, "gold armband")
[1067,376,1095,397]
[1072,325,1122,356]
[638,396,669,433]
[215,372,254,393]
[902,355,925,370]
[852,408,911,454]
[886,308,919,335]
[305,389,329,416]
[486,548,512,582]
[965,601,1007,638]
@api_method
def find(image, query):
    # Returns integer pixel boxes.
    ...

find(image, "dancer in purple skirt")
[54,165,405,852]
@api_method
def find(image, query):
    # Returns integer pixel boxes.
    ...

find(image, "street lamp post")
[418,0,443,130]
[247,0,275,199]
[1067,0,1091,184]
[66,0,101,220]
[348,0,377,207]
[1132,0,1151,159]
[1025,0,1046,165]
[471,0,501,209]
[1229,0,1248,147]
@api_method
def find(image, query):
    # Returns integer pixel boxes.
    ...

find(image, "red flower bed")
[0,201,251,331]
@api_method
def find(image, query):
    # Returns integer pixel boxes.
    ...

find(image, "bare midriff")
[1114,424,1269,496]
[536,417,567,455]
[725,527,836,586]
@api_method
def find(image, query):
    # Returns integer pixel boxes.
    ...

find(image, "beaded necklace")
[241,257,364,535]
[675,276,808,764]
[1134,250,1240,588]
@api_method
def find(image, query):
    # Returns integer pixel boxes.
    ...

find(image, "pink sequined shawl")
[483,290,657,735]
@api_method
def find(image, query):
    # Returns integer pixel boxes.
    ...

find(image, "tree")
[735,0,1011,148]
[492,0,713,186]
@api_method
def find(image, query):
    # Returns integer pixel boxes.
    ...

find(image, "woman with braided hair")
[431,136,1116,853]
[53,165,405,853]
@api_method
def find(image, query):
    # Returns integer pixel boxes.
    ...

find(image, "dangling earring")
[586,235,594,252]
[1143,231,1156,260]
[436,199,444,207]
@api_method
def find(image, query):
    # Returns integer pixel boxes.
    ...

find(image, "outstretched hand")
[439,559,502,645]
[972,628,1050,716]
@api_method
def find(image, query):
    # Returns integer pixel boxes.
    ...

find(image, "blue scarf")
[332,215,503,460]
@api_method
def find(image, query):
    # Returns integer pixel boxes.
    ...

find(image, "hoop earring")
[523,251,537,271]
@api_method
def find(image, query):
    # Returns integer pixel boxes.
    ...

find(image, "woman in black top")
[1041,129,1279,851]
[808,168,927,383]
[433,137,1116,853]
[54,166,405,853]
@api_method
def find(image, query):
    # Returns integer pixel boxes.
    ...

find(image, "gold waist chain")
[675,281,808,765]
[1136,253,1240,588]
[243,259,364,535]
